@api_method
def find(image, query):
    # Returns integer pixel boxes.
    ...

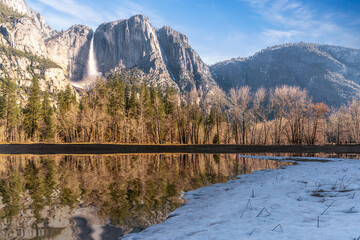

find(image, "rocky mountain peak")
[130,14,150,23]
[158,26,190,47]
[92,15,217,92]
[46,24,92,82]
[66,24,92,36]
[0,0,32,16]
[94,15,172,85]
[157,26,215,91]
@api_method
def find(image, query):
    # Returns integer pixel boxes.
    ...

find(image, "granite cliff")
[94,15,216,91]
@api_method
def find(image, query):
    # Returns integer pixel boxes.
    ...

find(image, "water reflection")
[0,154,292,239]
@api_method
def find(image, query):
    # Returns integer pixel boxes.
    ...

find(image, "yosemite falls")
[87,32,99,79]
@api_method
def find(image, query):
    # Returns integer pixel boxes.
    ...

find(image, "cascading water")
[87,32,99,78]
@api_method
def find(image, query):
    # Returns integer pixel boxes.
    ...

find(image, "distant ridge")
[211,42,360,106]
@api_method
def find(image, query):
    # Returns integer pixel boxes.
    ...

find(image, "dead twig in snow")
[246,199,253,210]
[272,224,283,232]
[257,207,270,217]
[249,228,259,236]
[321,201,335,215]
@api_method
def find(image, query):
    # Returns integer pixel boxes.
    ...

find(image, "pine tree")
[57,85,76,113]
[164,84,176,115]
[138,83,150,142]
[41,91,54,140]
[149,85,157,105]
[129,85,138,117]
[24,76,42,140]
[149,86,166,143]
[124,85,130,116]
[0,77,19,141]
[106,74,125,142]
[56,85,77,142]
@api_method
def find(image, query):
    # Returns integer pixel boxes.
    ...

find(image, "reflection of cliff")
[0,154,291,239]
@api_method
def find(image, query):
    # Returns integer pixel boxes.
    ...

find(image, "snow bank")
[123,156,360,240]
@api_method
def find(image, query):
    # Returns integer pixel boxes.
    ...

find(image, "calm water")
[1,153,353,240]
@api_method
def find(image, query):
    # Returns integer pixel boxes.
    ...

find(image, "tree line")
[0,74,359,145]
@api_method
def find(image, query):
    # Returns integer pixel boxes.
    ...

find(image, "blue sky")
[27,0,360,64]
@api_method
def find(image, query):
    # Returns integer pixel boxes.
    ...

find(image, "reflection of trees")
[0,154,293,236]
[0,171,23,219]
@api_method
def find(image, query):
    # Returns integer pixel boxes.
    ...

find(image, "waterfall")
[87,32,98,78]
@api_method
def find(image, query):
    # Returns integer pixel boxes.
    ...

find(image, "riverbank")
[1,143,360,155]
[123,156,360,240]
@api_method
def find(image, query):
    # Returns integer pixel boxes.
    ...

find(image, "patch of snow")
[123,155,360,240]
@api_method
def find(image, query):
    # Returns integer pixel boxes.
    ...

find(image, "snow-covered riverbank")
[123,156,360,240]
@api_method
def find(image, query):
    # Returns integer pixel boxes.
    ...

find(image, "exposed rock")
[1,17,48,57]
[94,15,178,89]
[157,26,216,91]
[211,43,360,106]
[0,0,32,17]
[94,15,217,91]
[0,0,54,37]
[46,25,92,82]
[0,0,69,102]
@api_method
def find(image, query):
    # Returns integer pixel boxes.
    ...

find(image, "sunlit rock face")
[0,0,70,99]
[46,25,92,82]
[94,15,177,89]
[211,43,360,106]
[94,15,216,91]
[0,0,54,55]
[157,26,216,92]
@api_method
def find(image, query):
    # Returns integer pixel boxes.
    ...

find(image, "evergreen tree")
[107,74,125,116]
[0,77,19,141]
[149,86,166,143]
[149,85,157,105]
[57,85,76,113]
[124,85,130,116]
[138,83,151,142]
[164,84,176,115]
[41,91,54,140]
[129,85,138,117]
[24,76,42,140]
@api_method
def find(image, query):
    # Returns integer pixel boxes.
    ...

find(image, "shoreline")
[1,143,360,155]
[123,156,360,240]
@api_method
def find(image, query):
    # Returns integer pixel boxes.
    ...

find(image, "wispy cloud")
[28,0,167,30]
[262,29,301,44]
[242,0,360,48]
[111,0,166,27]
[37,0,103,26]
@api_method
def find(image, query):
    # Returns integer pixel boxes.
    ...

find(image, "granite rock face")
[157,26,216,91]
[94,15,175,88]
[0,0,69,97]
[211,43,360,106]
[94,15,216,91]
[0,0,54,54]
[46,25,92,82]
